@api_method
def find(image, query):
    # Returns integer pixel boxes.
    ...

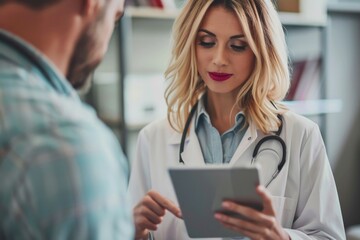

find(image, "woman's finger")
[256,185,276,216]
[148,190,182,218]
[142,194,166,216]
[134,205,163,225]
[134,215,158,231]
[216,213,278,240]
[221,201,270,224]
[215,213,257,233]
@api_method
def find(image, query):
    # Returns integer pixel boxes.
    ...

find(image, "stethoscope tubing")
[178,101,286,187]
[179,101,199,164]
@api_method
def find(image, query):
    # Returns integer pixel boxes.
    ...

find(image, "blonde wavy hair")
[164,0,290,134]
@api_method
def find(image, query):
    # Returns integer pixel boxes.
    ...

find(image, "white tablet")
[168,165,263,238]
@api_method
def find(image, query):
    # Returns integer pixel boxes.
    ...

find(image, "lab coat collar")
[180,114,206,166]
[166,112,205,166]
[168,123,183,145]
[168,113,260,166]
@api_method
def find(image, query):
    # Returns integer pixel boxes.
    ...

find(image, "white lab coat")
[128,111,345,240]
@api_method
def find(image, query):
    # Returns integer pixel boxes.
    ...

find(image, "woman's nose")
[212,47,229,67]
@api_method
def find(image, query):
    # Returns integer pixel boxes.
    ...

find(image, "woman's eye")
[231,45,247,52]
[199,41,215,48]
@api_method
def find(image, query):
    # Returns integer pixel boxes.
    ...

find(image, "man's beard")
[66,23,102,91]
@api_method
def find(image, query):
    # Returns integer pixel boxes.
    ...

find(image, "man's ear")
[80,0,100,18]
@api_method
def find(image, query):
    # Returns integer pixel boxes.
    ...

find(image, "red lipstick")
[209,72,233,82]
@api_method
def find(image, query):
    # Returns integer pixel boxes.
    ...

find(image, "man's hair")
[0,0,61,9]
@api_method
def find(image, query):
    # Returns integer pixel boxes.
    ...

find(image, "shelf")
[118,99,343,132]
[125,6,326,26]
[100,116,147,132]
[278,12,326,27]
[127,123,149,132]
[99,117,124,128]
[282,99,342,116]
[125,6,178,19]
[327,2,360,14]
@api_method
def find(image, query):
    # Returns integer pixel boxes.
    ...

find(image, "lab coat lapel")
[180,118,205,166]
[229,122,258,166]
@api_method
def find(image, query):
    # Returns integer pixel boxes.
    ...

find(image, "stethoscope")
[178,101,286,187]
[0,31,64,92]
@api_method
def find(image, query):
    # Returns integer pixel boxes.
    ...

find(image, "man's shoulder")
[0,58,54,115]
[0,82,131,239]
[0,64,127,178]
[0,64,96,138]
[0,127,132,240]
[0,55,44,86]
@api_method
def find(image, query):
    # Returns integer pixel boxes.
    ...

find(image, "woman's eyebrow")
[230,34,245,39]
[198,29,245,39]
[198,29,216,36]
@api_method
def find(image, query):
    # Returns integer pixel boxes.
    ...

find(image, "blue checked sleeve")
[0,115,134,239]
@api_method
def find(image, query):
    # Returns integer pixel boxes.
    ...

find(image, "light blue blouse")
[195,97,248,164]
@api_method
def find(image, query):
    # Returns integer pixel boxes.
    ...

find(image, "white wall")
[326,10,360,228]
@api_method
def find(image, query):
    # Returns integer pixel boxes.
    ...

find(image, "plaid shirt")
[0,30,133,239]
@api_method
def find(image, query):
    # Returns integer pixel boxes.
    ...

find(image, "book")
[292,57,321,101]
[286,59,307,100]
[135,0,151,7]
[149,0,164,9]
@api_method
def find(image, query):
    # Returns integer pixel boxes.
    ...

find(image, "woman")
[128,0,345,239]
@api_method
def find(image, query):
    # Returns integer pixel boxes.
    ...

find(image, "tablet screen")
[168,165,262,238]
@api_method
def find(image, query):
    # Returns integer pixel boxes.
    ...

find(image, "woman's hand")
[214,185,290,240]
[133,190,182,240]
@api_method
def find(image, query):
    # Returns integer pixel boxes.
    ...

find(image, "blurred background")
[82,0,360,238]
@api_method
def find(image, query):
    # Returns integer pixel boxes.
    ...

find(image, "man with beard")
[0,0,133,239]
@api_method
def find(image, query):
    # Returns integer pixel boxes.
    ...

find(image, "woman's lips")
[208,72,233,82]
